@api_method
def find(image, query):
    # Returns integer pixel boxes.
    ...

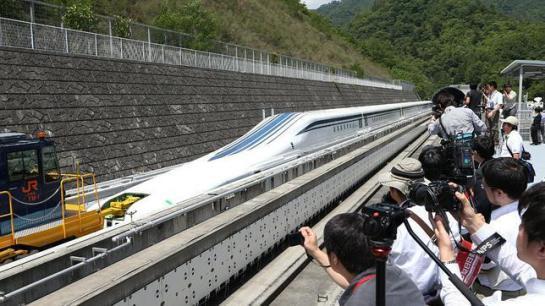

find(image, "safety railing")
[0,16,407,90]
[0,191,16,245]
[60,173,101,237]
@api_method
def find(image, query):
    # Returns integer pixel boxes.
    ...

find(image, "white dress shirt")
[390,205,460,295]
[479,201,523,291]
[500,131,524,158]
[488,90,503,109]
[441,224,538,306]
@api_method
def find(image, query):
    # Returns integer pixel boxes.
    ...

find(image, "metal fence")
[0,0,415,91]
[0,17,408,90]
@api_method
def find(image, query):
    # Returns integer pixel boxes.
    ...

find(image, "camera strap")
[407,210,435,241]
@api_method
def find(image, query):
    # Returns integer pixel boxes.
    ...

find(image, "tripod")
[371,245,391,306]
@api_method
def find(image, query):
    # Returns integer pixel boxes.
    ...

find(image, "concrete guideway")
[29,120,429,306]
[222,133,436,306]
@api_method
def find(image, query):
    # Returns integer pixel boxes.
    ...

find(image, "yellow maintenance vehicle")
[0,131,136,263]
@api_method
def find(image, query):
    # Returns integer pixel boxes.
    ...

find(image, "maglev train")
[97,101,429,225]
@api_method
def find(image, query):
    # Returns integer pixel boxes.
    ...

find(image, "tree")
[62,2,97,32]
[153,0,218,51]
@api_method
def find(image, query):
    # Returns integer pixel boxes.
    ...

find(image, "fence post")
[0,19,3,47]
[252,49,255,74]
[235,47,239,72]
[147,27,151,62]
[179,47,182,65]
[208,52,211,69]
[94,33,98,56]
[108,18,113,57]
[64,28,68,53]
[142,41,145,60]
[162,44,165,63]
[120,39,123,59]
[194,49,197,67]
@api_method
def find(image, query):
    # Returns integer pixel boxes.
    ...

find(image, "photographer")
[299,213,425,306]
[472,157,528,297]
[499,117,523,160]
[465,84,483,117]
[379,158,460,300]
[502,84,518,119]
[435,183,545,305]
[428,89,487,139]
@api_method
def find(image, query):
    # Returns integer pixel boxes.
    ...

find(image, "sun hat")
[378,158,425,196]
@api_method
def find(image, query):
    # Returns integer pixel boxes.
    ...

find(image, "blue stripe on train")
[210,112,295,161]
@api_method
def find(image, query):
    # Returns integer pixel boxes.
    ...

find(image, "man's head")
[517,183,545,268]
[324,213,375,276]
[379,158,425,204]
[472,135,495,163]
[470,84,478,90]
[536,107,543,114]
[489,81,498,91]
[419,146,443,180]
[501,116,519,134]
[481,157,527,206]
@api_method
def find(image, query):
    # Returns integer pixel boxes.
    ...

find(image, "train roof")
[0,132,53,149]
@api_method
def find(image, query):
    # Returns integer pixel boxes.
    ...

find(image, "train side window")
[7,150,39,182]
[42,146,60,182]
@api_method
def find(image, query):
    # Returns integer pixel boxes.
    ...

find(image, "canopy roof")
[501,60,545,79]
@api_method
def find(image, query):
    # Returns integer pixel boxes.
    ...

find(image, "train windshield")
[7,149,39,182]
[42,146,61,182]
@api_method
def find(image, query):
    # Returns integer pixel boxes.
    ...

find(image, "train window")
[42,146,60,182]
[7,150,39,182]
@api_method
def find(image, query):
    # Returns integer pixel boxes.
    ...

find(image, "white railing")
[0,16,408,90]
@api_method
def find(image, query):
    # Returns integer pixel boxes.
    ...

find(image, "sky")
[301,0,334,9]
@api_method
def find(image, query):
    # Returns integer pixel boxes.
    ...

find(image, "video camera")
[360,203,408,245]
[409,181,463,213]
[438,136,475,186]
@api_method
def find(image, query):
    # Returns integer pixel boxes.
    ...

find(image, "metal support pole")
[120,39,123,59]
[518,66,524,133]
[147,27,151,62]
[94,34,98,56]
[235,47,239,71]
[64,28,68,53]
[179,48,182,65]
[252,49,255,73]
[108,18,113,57]
[162,44,165,63]
[194,50,197,67]
[0,18,3,47]
[208,52,211,68]
[142,41,145,60]
[30,1,35,23]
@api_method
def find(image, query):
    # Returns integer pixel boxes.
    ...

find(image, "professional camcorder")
[438,137,475,186]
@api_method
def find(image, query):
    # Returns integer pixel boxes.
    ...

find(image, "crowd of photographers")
[295,87,543,305]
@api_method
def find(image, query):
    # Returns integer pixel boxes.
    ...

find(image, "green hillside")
[35,0,391,79]
[316,0,374,27]
[349,0,545,97]
[482,0,545,21]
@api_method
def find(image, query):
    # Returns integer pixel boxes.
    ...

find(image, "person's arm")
[487,103,501,119]
[427,115,440,135]
[300,227,350,288]
[470,110,487,133]
[458,193,536,286]
[434,215,471,306]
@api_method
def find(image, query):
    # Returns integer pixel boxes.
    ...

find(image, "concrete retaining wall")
[0,48,419,181]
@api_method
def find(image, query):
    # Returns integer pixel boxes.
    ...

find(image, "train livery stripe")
[210,113,296,160]
[246,113,302,150]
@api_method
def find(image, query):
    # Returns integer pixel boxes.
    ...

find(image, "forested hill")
[316,0,373,27]
[482,0,545,21]
[348,0,545,97]
[317,0,545,26]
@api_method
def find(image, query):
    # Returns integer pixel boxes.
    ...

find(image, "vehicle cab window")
[7,149,39,182]
[42,146,60,182]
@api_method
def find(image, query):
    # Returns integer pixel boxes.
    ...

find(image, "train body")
[100,101,430,224]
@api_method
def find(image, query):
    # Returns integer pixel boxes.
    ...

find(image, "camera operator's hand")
[299,227,320,257]
[433,214,455,262]
[455,192,486,234]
